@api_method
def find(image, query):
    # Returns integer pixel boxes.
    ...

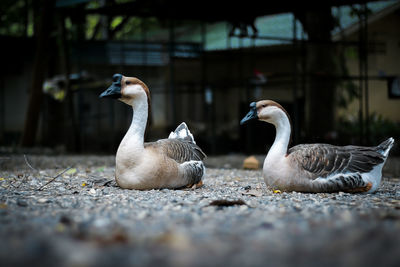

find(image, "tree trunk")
[21,0,55,146]
[297,8,338,141]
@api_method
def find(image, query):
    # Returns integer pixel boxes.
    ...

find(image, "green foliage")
[114,17,160,40]
[336,80,359,109]
[86,14,100,39]
[344,47,358,60]
[0,0,160,41]
[350,6,373,18]
[368,113,400,145]
[110,16,123,29]
[0,0,33,37]
[335,45,360,109]
[114,17,142,39]
[338,112,400,145]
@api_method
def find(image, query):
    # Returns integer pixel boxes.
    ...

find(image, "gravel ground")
[0,155,399,267]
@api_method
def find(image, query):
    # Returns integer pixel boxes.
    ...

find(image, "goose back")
[288,143,387,179]
[145,139,206,164]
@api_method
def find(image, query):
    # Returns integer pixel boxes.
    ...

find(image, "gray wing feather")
[288,143,385,178]
[145,139,206,163]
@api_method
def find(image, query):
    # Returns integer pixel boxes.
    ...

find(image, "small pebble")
[37,198,50,204]
[17,198,28,207]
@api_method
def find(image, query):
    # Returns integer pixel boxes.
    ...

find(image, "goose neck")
[268,114,291,158]
[122,97,148,148]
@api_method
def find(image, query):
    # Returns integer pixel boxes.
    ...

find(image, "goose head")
[240,100,290,127]
[100,73,150,107]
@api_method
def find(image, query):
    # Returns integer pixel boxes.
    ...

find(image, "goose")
[240,100,394,193]
[100,74,206,190]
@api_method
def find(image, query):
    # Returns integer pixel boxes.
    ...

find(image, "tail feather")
[168,122,196,144]
[377,137,394,157]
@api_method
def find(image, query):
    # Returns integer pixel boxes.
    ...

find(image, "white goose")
[240,100,394,193]
[100,74,206,190]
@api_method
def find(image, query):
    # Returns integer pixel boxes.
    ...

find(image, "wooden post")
[297,7,337,142]
[21,0,55,146]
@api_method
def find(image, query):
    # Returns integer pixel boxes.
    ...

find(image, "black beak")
[240,102,258,125]
[100,73,123,99]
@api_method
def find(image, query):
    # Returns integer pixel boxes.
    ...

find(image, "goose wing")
[288,143,385,179]
[145,139,206,164]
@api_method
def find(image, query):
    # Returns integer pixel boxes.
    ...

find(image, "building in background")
[0,0,399,153]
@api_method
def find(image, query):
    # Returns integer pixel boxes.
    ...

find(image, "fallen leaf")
[97,231,129,245]
[157,231,191,251]
[209,199,247,207]
[96,166,105,172]
[243,156,260,170]
[241,189,263,197]
[0,178,5,181]
[186,180,203,189]
[92,178,109,185]
[81,182,87,187]
[66,168,77,175]
[55,223,66,233]
[273,190,282,194]
[103,180,114,186]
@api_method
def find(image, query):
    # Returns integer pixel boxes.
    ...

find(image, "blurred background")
[0,0,399,155]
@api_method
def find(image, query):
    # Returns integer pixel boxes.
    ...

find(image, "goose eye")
[262,104,267,108]
[126,81,132,85]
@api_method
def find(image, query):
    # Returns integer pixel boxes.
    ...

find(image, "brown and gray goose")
[241,100,394,193]
[100,74,206,190]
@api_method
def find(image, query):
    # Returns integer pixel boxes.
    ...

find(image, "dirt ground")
[0,154,399,267]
